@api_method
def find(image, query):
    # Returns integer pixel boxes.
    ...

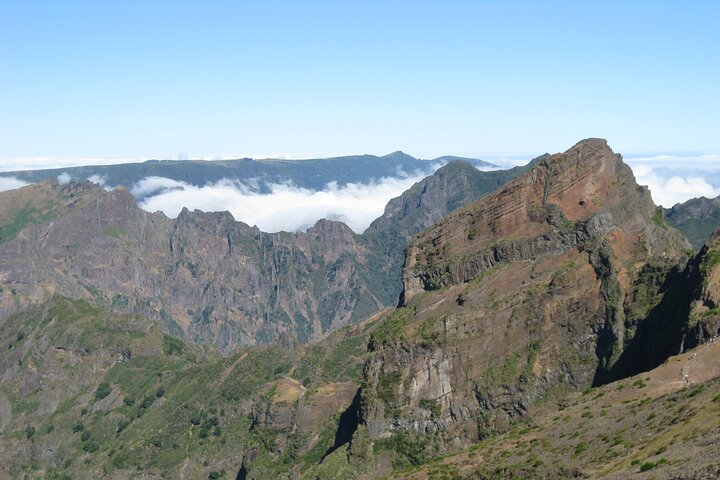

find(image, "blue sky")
[1,1,719,163]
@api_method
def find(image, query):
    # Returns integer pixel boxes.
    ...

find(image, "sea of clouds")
[128,155,719,232]
[1,154,718,231]
[625,155,720,207]
[134,173,433,234]
[0,176,29,192]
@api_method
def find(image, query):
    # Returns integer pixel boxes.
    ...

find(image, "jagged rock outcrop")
[357,139,693,452]
[0,181,384,350]
[0,160,528,350]
[610,228,720,380]
[0,140,716,479]
[684,229,720,343]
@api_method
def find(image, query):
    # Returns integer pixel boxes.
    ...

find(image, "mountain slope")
[0,160,527,350]
[385,230,720,477]
[388,340,720,480]
[360,159,540,305]
[665,195,720,250]
[366,159,542,237]
[0,295,376,479]
[354,139,694,464]
[1,140,718,480]
[0,181,383,349]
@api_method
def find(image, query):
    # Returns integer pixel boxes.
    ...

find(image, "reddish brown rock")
[360,139,693,450]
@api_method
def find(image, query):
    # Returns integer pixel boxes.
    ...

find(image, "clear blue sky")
[1,0,718,163]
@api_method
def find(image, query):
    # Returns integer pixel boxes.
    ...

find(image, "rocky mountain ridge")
[354,139,699,458]
[0,160,529,350]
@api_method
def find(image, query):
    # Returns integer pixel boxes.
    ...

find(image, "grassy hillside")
[0,296,376,479]
[3,298,716,479]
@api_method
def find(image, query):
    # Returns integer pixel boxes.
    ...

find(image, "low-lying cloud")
[136,173,433,233]
[131,176,191,198]
[87,174,112,190]
[630,164,720,207]
[626,154,720,171]
[57,172,71,185]
[0,176,29,193]
[130,155,720,231]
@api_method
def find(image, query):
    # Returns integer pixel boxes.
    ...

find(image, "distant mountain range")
[665,194,720,249]
[0,152,498,198]
[4,152,719,251]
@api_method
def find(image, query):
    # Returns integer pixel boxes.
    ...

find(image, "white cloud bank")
[134,155,720,232]
[5,152,718,226]
[136,173,432,234]
[131,176,189,198]
[0,176,29,192]
[87,174,112,190]
[630,164,720,207]
[57,172,71,185]
[626,154,720,170]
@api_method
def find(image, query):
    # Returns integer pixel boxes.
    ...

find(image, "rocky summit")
[0,139,718,479]
[359,139,689,441]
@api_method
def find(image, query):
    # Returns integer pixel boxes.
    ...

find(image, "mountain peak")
[431,155,498,168]
[562,137,610,156]
[382,150,416,161]
[434,159,479,173]
[569,136,608,148]
[401,140,689,302]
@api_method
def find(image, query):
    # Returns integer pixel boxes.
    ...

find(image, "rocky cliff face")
[685,229,720,342]
[357,139,693,453]
[0,182,386,350]
[1,140,717,479]
[360,160,538,306]
[0,160,527,350]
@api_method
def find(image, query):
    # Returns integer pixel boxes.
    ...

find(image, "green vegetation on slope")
[665,195,720,250]
[0,296,379,479]
[0,206,58,243]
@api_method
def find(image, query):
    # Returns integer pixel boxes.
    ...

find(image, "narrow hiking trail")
[218,351,249,385]
[650,339,720,397]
